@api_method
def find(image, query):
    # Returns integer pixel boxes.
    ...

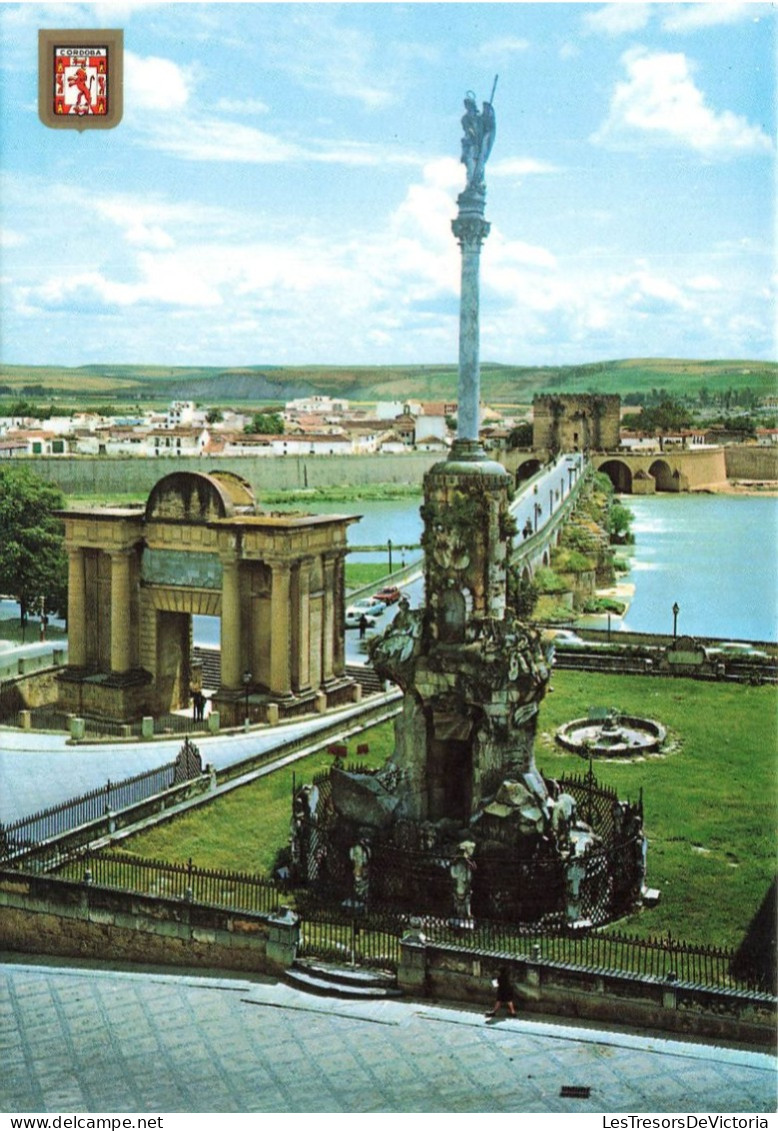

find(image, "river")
[618,493,777,642]
[254,490,778,642]
[6,488,769,647]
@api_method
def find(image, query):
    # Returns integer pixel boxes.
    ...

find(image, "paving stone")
[1,959,775,1114]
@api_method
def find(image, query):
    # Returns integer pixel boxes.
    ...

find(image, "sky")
[0,1,774,369]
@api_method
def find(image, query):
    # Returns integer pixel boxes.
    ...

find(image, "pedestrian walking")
[485,966,516,1019]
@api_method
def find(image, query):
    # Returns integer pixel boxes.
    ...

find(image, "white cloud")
[125,51,192,111]
[477,36,530,57]
[490,157,559,179]
[661,3,769,32]
[140,117,303,164]
[593,48,774,156]
[214,98,270,117]
[269,9,397,110]
[0,228,26,249]
[687,274,723,292]
[583,4,652,36]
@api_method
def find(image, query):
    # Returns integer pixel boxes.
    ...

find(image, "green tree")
[609,502,634,544]
[507,422,533,448]
[0,466,67,624]
[244,412,284,435]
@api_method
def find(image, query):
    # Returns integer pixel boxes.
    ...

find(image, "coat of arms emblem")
[39,29,123,131]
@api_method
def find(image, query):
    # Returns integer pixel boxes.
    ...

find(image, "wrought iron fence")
[296,904,402,971]
[1,843,765,991]
[414,915,749,989]
[56,849,284,917]
[0,740,204,861]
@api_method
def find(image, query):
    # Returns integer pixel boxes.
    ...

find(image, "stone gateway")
[57,470,359,725]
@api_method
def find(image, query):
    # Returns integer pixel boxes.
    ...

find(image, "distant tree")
[624,397,692,433]
[0,466,67,625]
[206,407,223,424]
[244,412,284,435]
[445,414,457,433]
[507,422,533,448]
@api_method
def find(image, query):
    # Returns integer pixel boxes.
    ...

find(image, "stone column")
[292,558,312,693]
[451,207,491,448]
[220,557,242,691]
[109,549,133,674]
[67,546,87,668]
[333,553,346,676]
[269,561,292,697]
[321,555,336,684]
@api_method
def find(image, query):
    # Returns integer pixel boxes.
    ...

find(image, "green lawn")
[112,670,776,950]
[113,731,394,877]
[534,671,777,948]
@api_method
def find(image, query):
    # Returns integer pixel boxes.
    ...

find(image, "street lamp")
[387,538,393,574]
[672,602,680,640]
[533,502,542,532]
[242,669,252,726]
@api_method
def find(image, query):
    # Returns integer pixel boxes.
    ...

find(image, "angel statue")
[460,77,497,192]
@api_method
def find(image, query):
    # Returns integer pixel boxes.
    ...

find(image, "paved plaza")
[1,956,775,1115]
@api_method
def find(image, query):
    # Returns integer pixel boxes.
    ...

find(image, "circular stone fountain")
[556,710,666,758]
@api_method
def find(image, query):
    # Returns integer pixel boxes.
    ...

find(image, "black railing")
[57,849,284,917]
[1,843,767,992]
[0,740,203,860]
[414,916,751,991]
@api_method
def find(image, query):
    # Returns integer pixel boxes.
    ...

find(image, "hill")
[0,358,775,407]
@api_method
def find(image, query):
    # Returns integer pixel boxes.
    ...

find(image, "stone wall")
[725,445,778,481]
[23,452,441,498]
[0,871,297,975]
[398,938,776,1048]
[0,664,62,716]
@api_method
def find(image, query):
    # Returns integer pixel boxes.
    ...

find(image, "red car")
[373,586,401,605]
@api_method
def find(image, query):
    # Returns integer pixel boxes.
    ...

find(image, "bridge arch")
[648,459,676,492]
[515,457,543,487]
[598,459,633,494]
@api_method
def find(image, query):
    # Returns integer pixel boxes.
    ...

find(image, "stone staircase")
[192,646,220,688]
[285,960,401,1000]
[345,663,387,697]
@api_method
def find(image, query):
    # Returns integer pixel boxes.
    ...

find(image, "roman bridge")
[507,452,592,582]
[503,445,728,495]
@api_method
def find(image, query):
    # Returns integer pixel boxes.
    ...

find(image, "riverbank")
[698,479,778,496]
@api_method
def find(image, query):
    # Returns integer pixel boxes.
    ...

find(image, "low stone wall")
[398,938,776,1048]
[0,664,62,716]
[0,870,297,975]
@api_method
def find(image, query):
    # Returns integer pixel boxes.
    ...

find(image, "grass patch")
[112,725,394,877]
[345,563,396,589]
[112,673,776,950]
[535,671,777,949]
[262,485,422,504]
[0,616,67,644]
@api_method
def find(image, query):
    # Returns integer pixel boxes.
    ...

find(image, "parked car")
[541,629,585,647]
[706,642,768,661]
[345,607,378,630]
[373,586,402,605]
[350,596,386,616]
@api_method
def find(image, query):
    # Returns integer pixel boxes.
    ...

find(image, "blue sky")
[0,1,774,369]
